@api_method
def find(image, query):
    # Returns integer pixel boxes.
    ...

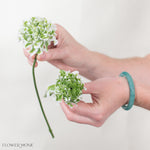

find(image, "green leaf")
[24,21,28,27]
[45,41,48,50]
[25,43,32,48]
[50,30,54,35]
[48,84,56,91]
[37,48,41,54]
[41,41,44,48]
[29,46,35,53]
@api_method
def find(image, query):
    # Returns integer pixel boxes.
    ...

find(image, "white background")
[0,0,150,150]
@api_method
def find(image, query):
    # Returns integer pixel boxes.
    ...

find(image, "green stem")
[32,54,54,138]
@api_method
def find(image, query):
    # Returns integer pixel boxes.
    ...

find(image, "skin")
[24,24,150,127]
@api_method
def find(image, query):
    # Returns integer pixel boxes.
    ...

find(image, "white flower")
[19,17,58,55]
[72,71,79,75]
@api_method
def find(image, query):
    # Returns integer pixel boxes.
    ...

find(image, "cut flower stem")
[32,54,54,138]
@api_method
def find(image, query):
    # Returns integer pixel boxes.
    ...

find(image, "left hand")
[60,76,130,127]
[23,24,98,80]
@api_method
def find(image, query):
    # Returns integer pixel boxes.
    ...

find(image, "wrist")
[77,47,119,81]
[119,75,150,110]
[76,47,98,80]
[78,50,103,80]
[83,51,117,80]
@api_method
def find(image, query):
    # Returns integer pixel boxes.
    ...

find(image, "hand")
[60,77,130,127]
[23,24,97,80]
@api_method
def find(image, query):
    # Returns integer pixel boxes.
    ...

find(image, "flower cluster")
[45,70,84,107]
[19,17,58,55]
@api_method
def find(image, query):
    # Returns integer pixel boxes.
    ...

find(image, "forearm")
[134,80,150,110]
[112,55,150,86]
[83,51,150,86]
[79,50,115,80]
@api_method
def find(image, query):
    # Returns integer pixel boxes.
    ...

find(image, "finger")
[60,100,100,126]
[82,79,108,94]
[72,100,107,125]
[82,82,97,94]
[54,24,64,40]
[23,48,36,59]
[54,24,60,38]
[71,101,102,119]
[37,48,66,61]
[24,48,37,64]
[28,55,36,63]
[23,48,30,58]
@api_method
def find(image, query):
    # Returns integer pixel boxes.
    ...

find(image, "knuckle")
[71,106,77,112]
[93,113,103,122]
[66,113,73,121]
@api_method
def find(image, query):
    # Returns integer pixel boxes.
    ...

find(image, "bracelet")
[119,72,135,110]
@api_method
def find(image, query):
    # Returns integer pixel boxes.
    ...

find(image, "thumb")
[82,82,96,94]
[37,48,65,61]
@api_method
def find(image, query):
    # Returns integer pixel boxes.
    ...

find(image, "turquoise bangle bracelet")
[119,72,135,110]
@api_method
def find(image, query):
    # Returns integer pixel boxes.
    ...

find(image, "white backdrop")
[0,0,150,150]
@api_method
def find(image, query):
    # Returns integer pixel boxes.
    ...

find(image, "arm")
[134,80,150,110]
[23,24,150,86]
[86,52,150,86]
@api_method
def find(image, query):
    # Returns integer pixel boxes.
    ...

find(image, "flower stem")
[32,54,54,138]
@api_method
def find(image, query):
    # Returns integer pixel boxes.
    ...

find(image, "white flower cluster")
[45,70,84,107]
[19,17,58,55]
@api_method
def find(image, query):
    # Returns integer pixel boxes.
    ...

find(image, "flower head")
[19,17,58,55]
[45,70,84,107]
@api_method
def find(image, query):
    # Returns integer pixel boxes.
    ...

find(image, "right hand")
[23,24,95,79]
[60,76,130,127]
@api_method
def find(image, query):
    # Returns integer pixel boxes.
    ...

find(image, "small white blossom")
[72,71,79,75]
[45,70,84,107]
[19,17,58,55]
